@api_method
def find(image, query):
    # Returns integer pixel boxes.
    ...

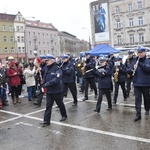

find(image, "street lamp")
[82,27,92,50]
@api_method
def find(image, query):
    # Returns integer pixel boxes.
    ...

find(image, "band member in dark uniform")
[61,54,78,106]
[124,50,135,97]
[93,56,112,113]
[127,47,150,121]
[113,56,127,104]
[82,52,97,101]
[40,54,67,127]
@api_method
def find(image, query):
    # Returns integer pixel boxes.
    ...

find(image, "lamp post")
[82,27,91,50]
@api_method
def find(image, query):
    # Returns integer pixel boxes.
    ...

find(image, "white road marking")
[0,94,147,144]
[25,115,150,144]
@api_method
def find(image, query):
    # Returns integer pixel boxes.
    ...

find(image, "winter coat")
[43,63,62,94]
[93,65,112,89]
[61,61,74,83]
[127,56,150,87]
[7,61,21,86]
[84,57,96,78]
[23,67,36,87]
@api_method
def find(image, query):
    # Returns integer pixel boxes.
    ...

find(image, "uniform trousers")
[44,93,67,124]
[84,77,97,99]
[63,82,78,104]
[96,88,112,112]
[113,81,127,103]
[134,87,150,117]
[126,77,133,97]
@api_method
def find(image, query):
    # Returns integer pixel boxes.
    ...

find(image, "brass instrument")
[132,57,139,76]
[81,66,86,75]
[114,65,119,82]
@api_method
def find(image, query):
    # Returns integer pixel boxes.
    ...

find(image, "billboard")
[92,2,109,42]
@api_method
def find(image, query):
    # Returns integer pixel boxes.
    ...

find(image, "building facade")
[90,0,150,49]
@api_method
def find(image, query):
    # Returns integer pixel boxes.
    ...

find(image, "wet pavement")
[0,85,150,150]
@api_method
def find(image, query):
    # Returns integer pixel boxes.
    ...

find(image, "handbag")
[21,75,26,84]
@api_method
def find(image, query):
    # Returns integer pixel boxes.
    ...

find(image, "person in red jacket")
[7,61,21,104]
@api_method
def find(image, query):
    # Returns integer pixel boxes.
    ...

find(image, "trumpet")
[132,57,139,76]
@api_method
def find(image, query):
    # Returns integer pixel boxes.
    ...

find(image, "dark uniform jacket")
[93,65,112,89]
[0,68,8,86]
[127,56,150,87]
[61,61,74,83]
[113,63,126,82]
[84,57,96,78]
[43,63,62,94]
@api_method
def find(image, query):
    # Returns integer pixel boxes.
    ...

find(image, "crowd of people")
[0,47,150,126]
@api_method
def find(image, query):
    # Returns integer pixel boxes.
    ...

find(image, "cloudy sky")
[0,0,95,41]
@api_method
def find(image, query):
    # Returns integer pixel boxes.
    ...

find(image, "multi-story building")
[110,0,150,49]
[58,31,89,57]
[0,12,89,63]
[90,0,150,49]
[25,20,59,59]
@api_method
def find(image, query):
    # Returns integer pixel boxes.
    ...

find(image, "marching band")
[1,47,150,125]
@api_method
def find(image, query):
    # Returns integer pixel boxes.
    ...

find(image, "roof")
[25,19,58,31]
[0,13,16,21]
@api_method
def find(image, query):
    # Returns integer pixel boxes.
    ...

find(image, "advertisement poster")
[92,2,109,42]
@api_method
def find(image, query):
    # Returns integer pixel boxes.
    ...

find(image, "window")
[29,41,32,46]
[128,3,132,11]
[117,35,122,44]
[116,20,121,28]
[18,16,21,21]
[33,32,36,36]
[43,42,45,47]
[38,33,40,37]
[116,6,120,13]
[47,42,49,46]
[18,47,21,53]
[22,47,25,53]
[138,17,143,25]
[11,47,15,53]
[16,26,20,31]
[129,18,134,27]
[21,36,24,42]
[17,36,20,42]
[43,33,44,38]
[3,25,6,31]
[39,50,41,55]
[10,25,13,31]
[30,50,32,55]
[44,50,45,55]
[28,32,30,37]
[139,33,144,42]
[10,36,14,42]
[39,42,40,46]
[137,1,142,9]
[129,34,134,43]
[3,36,7,42]
[5,47,8,53]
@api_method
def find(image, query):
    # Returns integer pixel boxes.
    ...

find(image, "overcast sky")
[0,0,95,41]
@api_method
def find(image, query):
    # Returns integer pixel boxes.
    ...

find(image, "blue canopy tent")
[89,44,120,56]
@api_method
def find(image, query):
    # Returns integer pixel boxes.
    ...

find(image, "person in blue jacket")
[112,56,127,104]
[93,56,112,113]
[61,54,78,106]
[40,54,67,127]
[82,52,97,101]
[127,47,150,121]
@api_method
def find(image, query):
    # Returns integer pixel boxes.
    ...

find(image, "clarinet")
[132,57,139,76]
